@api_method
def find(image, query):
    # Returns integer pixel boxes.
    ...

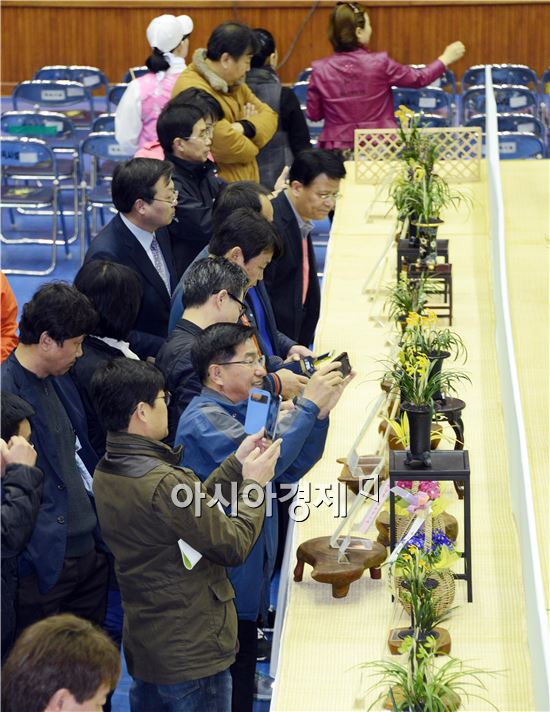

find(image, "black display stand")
[389,449,472,602]
[397,238,449,274]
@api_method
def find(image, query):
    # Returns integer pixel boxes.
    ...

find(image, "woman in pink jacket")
[307,2,465,150]
[115,14,193,155]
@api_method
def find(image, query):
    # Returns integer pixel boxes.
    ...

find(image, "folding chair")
[1,110,80,239]
[307,118,324,146]
[1,137,67,275]
[92,113,115,132]
[122,66,148,83]
[296,67,312,83]
[291,81,309,110]
[540,66,550,127]
[67,66,109,96]
[461,85,539,123]
[392,87,453,124]
[108,83,128,110]
[461,64,539,92]
[79,132,133,257]
[12,80,96,132]
[496,132,546,159]
[33,65,70,81]
[465,112,546,139]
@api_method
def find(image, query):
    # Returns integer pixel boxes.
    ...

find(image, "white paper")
[19,151,39,163]
[177,538,202,570]
[517,122,534,133]
[108,144,127,156]
[500,141,517,154]
[509,95,527,108]
[83,76,97,87]
[67,87,83,97]
[41,90,65,101]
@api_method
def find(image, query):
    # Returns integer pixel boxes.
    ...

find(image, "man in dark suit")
[264,150,346,347]
[84,158,177,359]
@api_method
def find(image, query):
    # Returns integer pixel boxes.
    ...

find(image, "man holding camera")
[175,322,353,712]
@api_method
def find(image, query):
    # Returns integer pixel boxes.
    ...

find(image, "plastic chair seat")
[1,185,54,206]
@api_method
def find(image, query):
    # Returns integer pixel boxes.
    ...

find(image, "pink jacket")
[307,48,445,149]
[137,72,180,149]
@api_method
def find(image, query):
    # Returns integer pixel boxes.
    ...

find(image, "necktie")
[150,236,171,294]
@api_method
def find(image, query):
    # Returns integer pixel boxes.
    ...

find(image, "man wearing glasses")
[156,257,249,443]
[264,149,346,347]
[175,322,353,712]
[84,158,178,359]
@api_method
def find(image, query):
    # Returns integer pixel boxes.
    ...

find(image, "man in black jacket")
[0,284,108,636]
[157,92,226,278]
[264,149,346,346]
[156,257,248,443]
[84,158,178,359]
[0,394,43,661]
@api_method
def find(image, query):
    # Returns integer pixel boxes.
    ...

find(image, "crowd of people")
[1,4,465,711]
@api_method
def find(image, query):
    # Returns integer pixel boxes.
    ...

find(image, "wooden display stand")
[293,536,387,599]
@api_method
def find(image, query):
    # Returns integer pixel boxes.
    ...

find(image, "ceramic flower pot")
[427,350,450,402]
[401,402,432,467]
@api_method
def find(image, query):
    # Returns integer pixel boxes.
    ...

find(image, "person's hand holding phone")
[302,361,344,417]
[241,438,282,487]
[276,368,309,399]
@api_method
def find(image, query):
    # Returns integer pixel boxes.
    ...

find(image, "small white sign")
[500,141,517,154]
[67,86,83,97]
[509,95,527,108]
[108,144,126,156]
[41,90,65,101]
[517,122,534,133]
[419,97,437,109]
[19,151,39,163]
[82,76,97,87]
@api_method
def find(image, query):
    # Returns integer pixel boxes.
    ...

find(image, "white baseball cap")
[146,14,193,53]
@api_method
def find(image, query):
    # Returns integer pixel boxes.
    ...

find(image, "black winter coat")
[1,463,43,660]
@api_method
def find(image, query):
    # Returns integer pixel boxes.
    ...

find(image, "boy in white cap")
[116,14,194,156]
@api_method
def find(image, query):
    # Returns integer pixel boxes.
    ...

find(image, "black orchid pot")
[427,350,450,402]
[412,217,443,263]
[406,212,420,247]
[401,402,432,467]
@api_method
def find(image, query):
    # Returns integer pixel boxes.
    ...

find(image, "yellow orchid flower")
[406,311,421,327]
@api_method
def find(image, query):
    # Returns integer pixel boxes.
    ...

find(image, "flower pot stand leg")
[434,396,466,499]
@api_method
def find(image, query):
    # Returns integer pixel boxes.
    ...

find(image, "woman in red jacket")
[307,2,465,150]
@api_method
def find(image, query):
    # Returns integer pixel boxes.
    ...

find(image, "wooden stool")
[294,536,387,598]
[407,262,453,324]
[397,238,449,275]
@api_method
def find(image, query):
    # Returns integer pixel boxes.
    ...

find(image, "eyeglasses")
[216,355,266,369]
[182,126,214,142]
[227,292,248,318]
[156,392,171,406]
[153,190,179,206]
[315,192,342,202]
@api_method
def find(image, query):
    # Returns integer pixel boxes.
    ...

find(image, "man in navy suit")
[84,158,177,359]
[264,150,346,347]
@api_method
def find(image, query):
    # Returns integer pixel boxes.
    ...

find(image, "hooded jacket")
[93,432,265,684]
[171,49,277,182]
[307,47,445,149]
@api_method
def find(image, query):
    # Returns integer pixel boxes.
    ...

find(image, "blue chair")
[407,65,457,95]
[1,136,67,275]
[67,66,109,97]
[306,118,324,146]
[33,65,71,81]
[122,66,149,83]
[462,64,539,91]
[92,113,115,133]
[292,81,309,110]
[13,80,96,131]
[540,66,550,128]
[392,87,453,124]
[108,83,128,110]
[296,67,312,83]
[79,132,133,251]
[496,131,546,159]
[465,112,546,139]
[1,110,80,238]
[461,85,539,123]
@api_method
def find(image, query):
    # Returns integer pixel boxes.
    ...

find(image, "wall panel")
[2,2,549,94]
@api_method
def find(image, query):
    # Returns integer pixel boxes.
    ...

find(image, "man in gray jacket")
[91,358,280,712]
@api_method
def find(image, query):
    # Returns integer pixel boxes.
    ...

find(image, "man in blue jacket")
[175,322,353,712]
[1,283,108,634]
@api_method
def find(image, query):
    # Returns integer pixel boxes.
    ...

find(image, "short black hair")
[212,181,271,231]
[289,149,347,187]
[250,28,276,68]
[74,261,143,341]
[169,87,223,121]
[91,359,165,432]
[111,158,173,213]
[0,392,35,440]
[191,323,256,384]
[157,102,205,155]
[18,282,98,346]
[184,257,248,309]
[209,208,281,262]
[206,22,260,61]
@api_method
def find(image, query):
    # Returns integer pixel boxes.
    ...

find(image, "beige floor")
[272,161,540,711]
